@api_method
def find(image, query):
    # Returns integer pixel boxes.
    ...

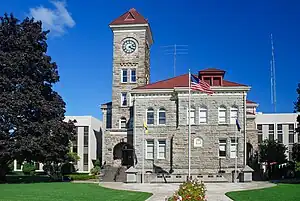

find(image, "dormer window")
[198,68,225,86]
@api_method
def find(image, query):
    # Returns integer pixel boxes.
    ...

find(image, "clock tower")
[109,8,153,130]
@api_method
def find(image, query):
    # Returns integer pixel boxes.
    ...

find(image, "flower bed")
[168,179,207,201]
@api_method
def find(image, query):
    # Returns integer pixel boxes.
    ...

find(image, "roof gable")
[110,8,148,25]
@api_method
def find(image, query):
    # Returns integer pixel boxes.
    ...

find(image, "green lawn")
[0,182,152,201]
[226,184,300,201]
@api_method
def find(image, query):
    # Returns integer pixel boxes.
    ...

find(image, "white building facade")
[256,113,300,160]
[13,116,102,173]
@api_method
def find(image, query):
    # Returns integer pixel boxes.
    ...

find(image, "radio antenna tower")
[270,34,277,112]
[161,44,188,77]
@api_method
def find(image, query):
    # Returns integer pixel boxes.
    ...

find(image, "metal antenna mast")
[270,34,277,112]
[161,44,188,77]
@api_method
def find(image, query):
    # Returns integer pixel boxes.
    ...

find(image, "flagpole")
[235,119,238,183]
[142,121,145,184]
[188,69,191,180]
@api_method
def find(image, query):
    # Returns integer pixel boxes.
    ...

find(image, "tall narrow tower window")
[121,69,128,83]
[130,69,136,82]
[121,92,127,106]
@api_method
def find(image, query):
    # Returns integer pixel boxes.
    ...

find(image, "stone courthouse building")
[101,8,258,182]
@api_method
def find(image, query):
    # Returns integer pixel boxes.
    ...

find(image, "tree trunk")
[0,167,7,183]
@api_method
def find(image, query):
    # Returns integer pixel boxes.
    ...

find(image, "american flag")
[190,74,213,94]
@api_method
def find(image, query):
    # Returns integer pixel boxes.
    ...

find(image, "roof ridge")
[135,74,188,89]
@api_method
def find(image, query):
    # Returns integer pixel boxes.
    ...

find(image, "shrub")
[61,163,76,175]
[168,179,207,201]
[66,173,96,180]
[90,166,101,176]
[22,163,36,175]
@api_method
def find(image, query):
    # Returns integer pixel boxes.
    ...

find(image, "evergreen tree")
[0,14,75,182]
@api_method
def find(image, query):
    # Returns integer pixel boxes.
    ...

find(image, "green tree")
[259,139,287,164]
[0,14,75,182]
[292,143,300,162]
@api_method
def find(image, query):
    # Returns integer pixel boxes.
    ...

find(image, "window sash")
[120,119,126,129]
[158,140,166,159]
[230,109,238,124]
[219,140,226,157]
[130,69,136,82]
[158,110,166,125]
[188,109,195,125]
[122,69,127,83]
[147,110,154,125]
[146,140,154,159]
[277,134,283,143]
[121,93,127,106]
[230,139,238,158]
[218,109,226,123]
[199,109,207,123]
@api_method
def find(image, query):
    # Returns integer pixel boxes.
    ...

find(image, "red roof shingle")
[110,8,148,25]
[135,74,247,90]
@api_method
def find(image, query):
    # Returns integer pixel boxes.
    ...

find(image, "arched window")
[120,117,127,129]
[218,106,227,123]
[187,107,195,125]
[158,108,166,125]
[147,108,154,125]
[199,106,207,124]
[230,106,238,124]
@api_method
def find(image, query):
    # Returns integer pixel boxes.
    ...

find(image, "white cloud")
[29,1,75,36]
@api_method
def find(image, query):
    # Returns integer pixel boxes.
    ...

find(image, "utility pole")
[161,44,188,77]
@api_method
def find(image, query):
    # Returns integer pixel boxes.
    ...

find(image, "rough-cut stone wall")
[111,30,150,129]
[246,117,258,150]
[133,91,247,174]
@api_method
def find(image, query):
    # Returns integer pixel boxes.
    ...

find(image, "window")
[83,153,88,171]
[121,92,127,106]
[268,124,274,141]
[218,106,226,123]
[72,127,78,154]
[277,124,283,143]
[83,126,89,170]
[257,124,263,143]
[199,107,207,124]
[230,107,238,124]
[16,161,22,170]
[158,108,166,125]
[187,108,195,125]
[120,117,127,129]
[84,126,89,147]
[230,138,238,158]
[121,69,127,83]
[289,124,295,144]
[213,77,221,86]
[146,140,154,159]
[219,139,227,158]
[158,140,166,159]
[147,108,154,125]
[130,69,136,82]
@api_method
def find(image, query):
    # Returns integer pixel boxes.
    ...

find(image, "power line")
[161,44,188,77]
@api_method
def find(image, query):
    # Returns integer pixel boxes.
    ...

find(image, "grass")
[226,184,300,201]
[0,182,152,201]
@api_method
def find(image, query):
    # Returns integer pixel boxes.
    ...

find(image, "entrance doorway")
[113,142,134,167]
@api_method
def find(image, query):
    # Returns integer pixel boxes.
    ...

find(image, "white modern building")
[13,116,102,173]
[256,112,300,160]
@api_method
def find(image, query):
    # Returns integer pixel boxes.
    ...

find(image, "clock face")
[122,38,137,54]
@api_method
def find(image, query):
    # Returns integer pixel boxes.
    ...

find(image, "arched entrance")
[113,142,134,166]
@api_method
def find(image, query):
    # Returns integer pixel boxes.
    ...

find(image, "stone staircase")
[100,165,127,182]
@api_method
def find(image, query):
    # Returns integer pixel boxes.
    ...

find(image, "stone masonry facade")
[101,8,258,177]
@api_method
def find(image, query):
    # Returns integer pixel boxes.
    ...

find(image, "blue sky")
[1,0,300,119]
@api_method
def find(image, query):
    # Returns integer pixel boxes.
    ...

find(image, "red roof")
[200,68,225,72]
[246,100,257,104]
[135,74,247,90]
[110,8,148,25]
